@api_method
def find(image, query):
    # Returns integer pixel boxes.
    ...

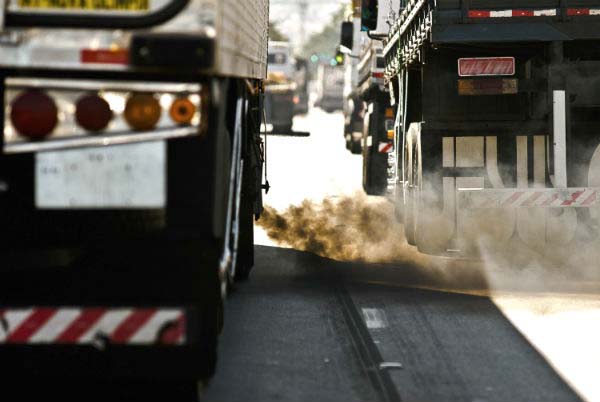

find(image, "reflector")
[75,94,113,132]
[10,90,58,139]
[124,93,161,131]
[169,98,196,125]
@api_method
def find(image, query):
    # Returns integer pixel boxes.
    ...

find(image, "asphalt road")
[203,245,580,402]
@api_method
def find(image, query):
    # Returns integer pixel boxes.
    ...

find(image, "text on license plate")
[18,0,149,11]
[35,142,165,209]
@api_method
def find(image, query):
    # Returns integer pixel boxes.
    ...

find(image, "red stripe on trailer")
[562,190,585,206]
[111,309,156,343]
[582,191,597,206]
[6,309,57,343]
[158,314,186,345]
[468,10,490,18]
[512,9,534,16]
[81,49,129,65]
[55,308,106,343]
[502,191,524,206]
[568,8,590,15]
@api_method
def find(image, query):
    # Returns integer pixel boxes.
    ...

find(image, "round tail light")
[124,93,161,131]
[10,90,58,139]
[75,94,113,132]
[169,98,196,125]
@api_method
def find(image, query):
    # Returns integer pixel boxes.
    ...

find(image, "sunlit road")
[203,107,599,401]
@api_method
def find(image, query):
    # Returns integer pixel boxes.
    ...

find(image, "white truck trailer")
[0,0,269,391]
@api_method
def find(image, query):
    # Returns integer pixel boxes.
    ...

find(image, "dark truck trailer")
[381,0,600,256]
[0,0,269,394]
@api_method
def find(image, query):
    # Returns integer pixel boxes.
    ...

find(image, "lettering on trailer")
[0,307,186,345]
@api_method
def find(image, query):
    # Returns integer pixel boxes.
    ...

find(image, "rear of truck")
[0,0,268,387]
[384,0,600,256]
[265,41,296,132]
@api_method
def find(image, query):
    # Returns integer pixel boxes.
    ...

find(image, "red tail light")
[10,90,58,139]
[75,94,113,132]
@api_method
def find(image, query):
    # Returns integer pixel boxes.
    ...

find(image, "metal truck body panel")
[0,0,268,79]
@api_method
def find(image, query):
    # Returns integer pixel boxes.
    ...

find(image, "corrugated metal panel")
[216,0,269,79]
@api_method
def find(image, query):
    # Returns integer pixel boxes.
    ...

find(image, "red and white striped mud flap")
[458,188,599,209]
[378,142,394,153]
[0,307,186,347]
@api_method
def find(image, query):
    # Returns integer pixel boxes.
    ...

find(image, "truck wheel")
[408,123,453,255]
[350,140,362,155]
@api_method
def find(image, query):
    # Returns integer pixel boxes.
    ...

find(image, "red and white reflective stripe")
[468,9,557,18]
[0,308,185,345]
[378,142,393,153]
[458,57,515,76]
[459,188,599,209]
[568,8,600,15]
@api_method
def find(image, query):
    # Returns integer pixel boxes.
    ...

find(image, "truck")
[265,41,296,133]
[293,57,310,116]
[376,0,600,256]
[0,0,268,394]
[314,63,345,113]
[341,0,400,195]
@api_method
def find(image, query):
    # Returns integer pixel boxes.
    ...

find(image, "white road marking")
[362,308,389,329]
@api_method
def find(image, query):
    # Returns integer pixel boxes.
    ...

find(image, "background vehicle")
[315,63,345,113]
[0,0,268,391]
[341,0,399,194]
[266,41,296,133]
[380,0,600,256]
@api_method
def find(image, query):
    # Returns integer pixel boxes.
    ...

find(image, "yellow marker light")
[169,98,196,125]
[385,108,394,118]
[124,93,161,131]
[387,130,395,140]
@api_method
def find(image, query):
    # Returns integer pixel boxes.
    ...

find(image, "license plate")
[36,142,165,209]
[17,0,149,11]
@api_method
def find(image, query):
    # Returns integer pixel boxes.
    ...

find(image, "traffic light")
[334,50,345,66]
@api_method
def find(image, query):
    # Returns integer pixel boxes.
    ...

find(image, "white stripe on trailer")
[490,10,512,17]
[29,308,80,343]
[129,310,183,344]
[77,309,132,344]
[0,309,33,342]
[534,9,558,16]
